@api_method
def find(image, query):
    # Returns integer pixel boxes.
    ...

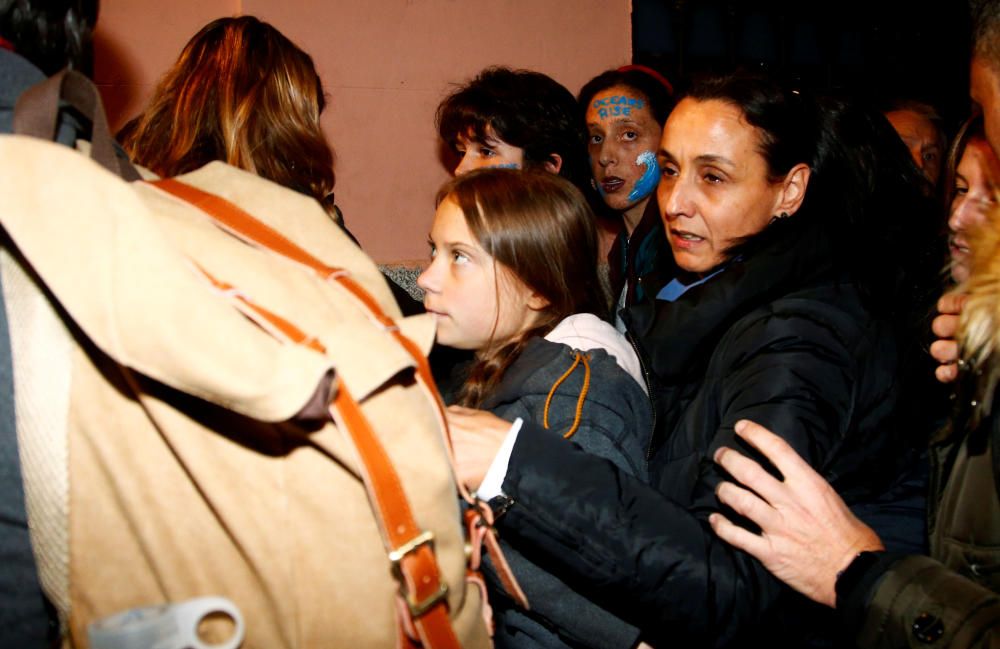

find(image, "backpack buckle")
[389,530,449,617]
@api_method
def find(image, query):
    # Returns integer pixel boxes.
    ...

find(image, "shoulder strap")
[150,179,466,646]
[150,177,529,619]
[13,69,140,182]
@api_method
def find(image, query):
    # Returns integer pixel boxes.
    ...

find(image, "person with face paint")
[450,73,929,647]
[579,66,676,329]
[435,67,591,192]
[430,67,595,399]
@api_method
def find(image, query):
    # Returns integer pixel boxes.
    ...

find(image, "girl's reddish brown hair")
[122,16,336,213]
[439,168,607,407]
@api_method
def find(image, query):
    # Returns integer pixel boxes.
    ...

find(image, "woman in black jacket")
[451,73,938,648]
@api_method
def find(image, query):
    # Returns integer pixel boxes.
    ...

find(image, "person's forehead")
[971,55,999,100]
[886,110,939,141]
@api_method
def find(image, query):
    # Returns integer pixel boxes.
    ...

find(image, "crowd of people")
[5,0,1000,647]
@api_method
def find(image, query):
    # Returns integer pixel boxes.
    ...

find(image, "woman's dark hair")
[0,0,97,75]
[681,72,942,449]
[436,67,590,193]
[681,72,940,321]
[122,16,337,216]
[686,73,820,183]
[577,65,675,127]
[437,168,605,408]
[817,97,942,311]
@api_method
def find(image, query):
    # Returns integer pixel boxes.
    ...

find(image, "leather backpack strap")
[150,179,463,646]
[329,384,459,649]
[150,177,529,612]
[13,69,141,181]
[150,178,467,491]
[149,179,439,394]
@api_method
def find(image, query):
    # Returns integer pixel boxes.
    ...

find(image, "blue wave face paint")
[627,150,659,202]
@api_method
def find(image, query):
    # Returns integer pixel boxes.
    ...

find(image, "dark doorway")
[633,1,972,130]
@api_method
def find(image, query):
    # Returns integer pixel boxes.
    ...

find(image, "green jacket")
[845,403,1000,647]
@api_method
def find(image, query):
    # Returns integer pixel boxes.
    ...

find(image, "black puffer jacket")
[482,326,651,649]
[493,219,906,647]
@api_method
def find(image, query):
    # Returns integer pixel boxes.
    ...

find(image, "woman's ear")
[542,153,564,175]
[527,292,550,311]
[774,163,811,216]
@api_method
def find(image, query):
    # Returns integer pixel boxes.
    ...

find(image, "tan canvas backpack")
[0,70,506,648]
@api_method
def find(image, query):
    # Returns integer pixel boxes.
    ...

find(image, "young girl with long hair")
[418,168,651,648]
[449,73,941,647]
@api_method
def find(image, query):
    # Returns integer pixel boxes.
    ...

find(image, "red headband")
[616,64,674,96]
[0,36,14,52]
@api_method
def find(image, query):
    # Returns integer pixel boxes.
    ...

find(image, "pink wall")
[94,1,632,263]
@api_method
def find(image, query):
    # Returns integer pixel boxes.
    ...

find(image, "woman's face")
[949,137,1000,282]
[585,85,663,215]
[657,98,790,274]
[885,109,944,186]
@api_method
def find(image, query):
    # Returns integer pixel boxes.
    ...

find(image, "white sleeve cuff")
[476,416,523,500]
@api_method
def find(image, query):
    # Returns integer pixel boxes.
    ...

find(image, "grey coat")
[480,335,652,649]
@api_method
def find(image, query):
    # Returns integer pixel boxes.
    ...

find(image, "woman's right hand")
[931,291,967,383]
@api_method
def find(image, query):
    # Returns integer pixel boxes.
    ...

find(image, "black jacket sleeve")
[496,307,875,646]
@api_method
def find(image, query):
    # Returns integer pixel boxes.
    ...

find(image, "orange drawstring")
[542,352,591,439]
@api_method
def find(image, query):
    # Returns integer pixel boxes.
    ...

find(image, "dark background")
[633,0,972,134]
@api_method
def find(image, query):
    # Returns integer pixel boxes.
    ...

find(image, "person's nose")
[454,150,476,175]
[950,192,993,234]
[417,256,442,294]
[597,139,617,168]
[659,173,691,223]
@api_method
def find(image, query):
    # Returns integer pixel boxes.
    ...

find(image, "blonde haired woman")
[122,16,337,218]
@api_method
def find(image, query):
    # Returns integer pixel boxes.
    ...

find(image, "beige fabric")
[1,247,72,620]
[0,135,486,649]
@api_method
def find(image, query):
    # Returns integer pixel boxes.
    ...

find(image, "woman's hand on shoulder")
[446,406,513,489]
